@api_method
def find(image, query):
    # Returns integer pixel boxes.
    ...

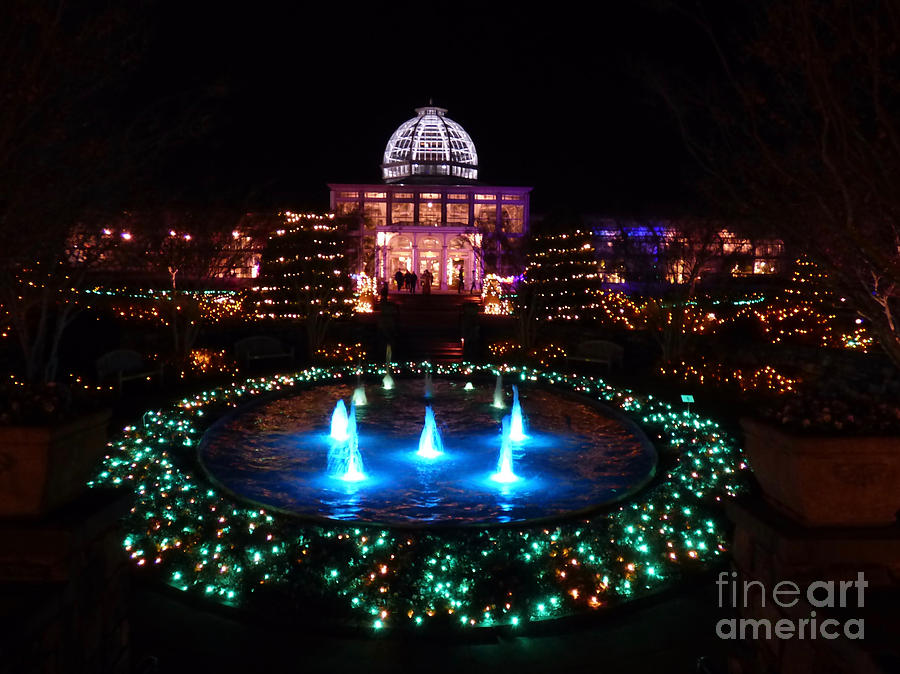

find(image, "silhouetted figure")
[422,268,433,295]
[457,271,465,294]
[380,281,389,304]
[470,270,477,294]
[404,270,413,292]
[410,271,418,294]
[394,269,404,291]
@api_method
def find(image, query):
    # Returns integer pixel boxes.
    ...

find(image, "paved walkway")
[131,574,733,673]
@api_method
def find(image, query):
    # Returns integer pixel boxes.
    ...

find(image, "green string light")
[91,362,748,632]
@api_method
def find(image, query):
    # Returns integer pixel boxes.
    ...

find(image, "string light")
[659,359,801,395]
[315,343,368,363]
[91,361,748,632]
[481,274,513,315]
[251,213,355,321]
[352,273,377,313]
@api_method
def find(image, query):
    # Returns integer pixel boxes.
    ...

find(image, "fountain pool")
[92,363,748,632]
[199,377,656,525]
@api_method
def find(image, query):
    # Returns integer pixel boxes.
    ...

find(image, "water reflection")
[201,379,655,525]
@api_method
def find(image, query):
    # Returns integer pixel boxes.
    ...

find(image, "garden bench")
[234,336,295,368]
[566,340,624,371]
[95,349,164,392]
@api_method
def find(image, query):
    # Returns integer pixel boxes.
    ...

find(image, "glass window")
[502,194,522,201]
[419,237,441,249]
[474,204,496,227]
[363,202,386,229]
[501,205,524,234]
[453,167,477,180]
[447,203,469,225]
[418,192,441,200]
[447,193,468,200]
[364,192,386,199]
[384,166,409,180]
[391,235,411,249]
[419,201,441,226]
[335,201,359,216]
[392,192,414,199]
[475,194,496,201]
[338,191,359,199]
[391,202,413,225]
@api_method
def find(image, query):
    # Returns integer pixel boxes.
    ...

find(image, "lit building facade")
[329,105,531,290]
[589,219,786,286]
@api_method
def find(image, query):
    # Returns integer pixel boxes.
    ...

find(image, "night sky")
[128,1,734,217]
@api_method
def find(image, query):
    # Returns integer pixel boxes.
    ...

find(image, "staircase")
[385,291,480,364]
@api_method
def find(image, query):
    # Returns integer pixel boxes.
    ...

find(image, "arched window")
[391,235,412,250]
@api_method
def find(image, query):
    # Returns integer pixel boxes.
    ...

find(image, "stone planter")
[740,417,900,526]
[0,410,111,518]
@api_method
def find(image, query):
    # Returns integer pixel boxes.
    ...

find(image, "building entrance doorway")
[447,236,473,289]
[418,252,439,276]
[390,254,412,277]
[449,257,465,289]
[388,235,412,281]
[417,237,442,284]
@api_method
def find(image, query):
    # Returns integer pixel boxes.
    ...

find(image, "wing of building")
[329,105,532,290]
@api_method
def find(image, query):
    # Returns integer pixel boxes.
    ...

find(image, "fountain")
[329,400,349,442]
[383,371,394,390]
[417,405,444,459]
[424,373,433,398]
[493,373,504,409]
[328,401,365,481]
[464,382,474,391]
[117,363,741,630]
[509,385,527,442]
[491,415,519,483]
[385,344,392,365]
[352,386,368,406]
[202,369,659,524]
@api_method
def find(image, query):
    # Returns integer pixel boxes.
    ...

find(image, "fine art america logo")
[715,571,867,640]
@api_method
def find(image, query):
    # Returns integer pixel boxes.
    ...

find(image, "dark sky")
[131,1,729,217]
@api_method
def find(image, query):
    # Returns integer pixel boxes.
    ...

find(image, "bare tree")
[642,220,729,361]
[126,209,251,364]
[661,0,900,367]
[0,2,153,385]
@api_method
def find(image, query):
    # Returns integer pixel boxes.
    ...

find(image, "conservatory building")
[329,105,531,290]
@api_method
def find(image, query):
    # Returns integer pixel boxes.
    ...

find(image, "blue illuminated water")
[329,400,349,442]
[417,405,443,459]
[509,385,527,442]
[491,415,518,483]
[200,379,657,525]
[327,401,366,482]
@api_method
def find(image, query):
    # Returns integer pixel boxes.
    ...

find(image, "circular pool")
[92,363,748,632]
[199,379,657,525]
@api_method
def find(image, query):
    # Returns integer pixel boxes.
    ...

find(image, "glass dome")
[382,106,478,183]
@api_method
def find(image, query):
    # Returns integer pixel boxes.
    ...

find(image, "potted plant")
[0,383,111,518]
[742,394,900,527]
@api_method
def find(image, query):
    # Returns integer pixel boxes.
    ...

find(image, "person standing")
[404,270,413,293]
[457,270,465,294]
[422,268,432,295]
[380,281,389,305]
[394,269,404,291]
[410,270,418,294]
